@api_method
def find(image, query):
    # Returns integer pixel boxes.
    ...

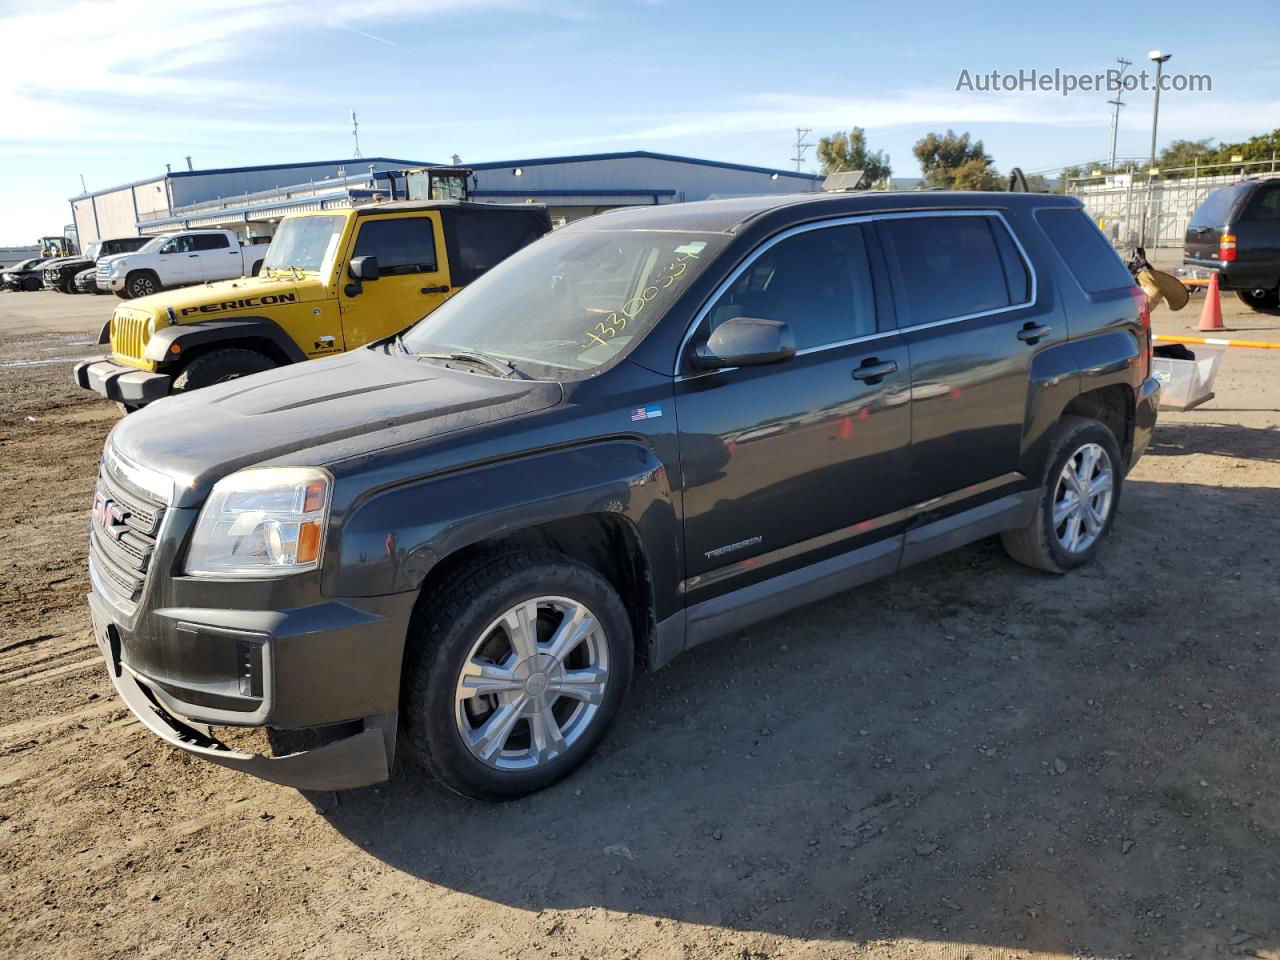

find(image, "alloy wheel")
[453,596,609,771]
[1051,442,1114,554]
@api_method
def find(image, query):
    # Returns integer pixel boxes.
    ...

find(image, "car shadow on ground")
[314,479,1280,958]
[1146,420,1280,462]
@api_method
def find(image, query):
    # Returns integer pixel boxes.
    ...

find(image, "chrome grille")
[89,458,167,606]
[95,263,110,282]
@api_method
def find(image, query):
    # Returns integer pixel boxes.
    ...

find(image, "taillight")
[1218,233,1237,262]
[1129,286,1152,379]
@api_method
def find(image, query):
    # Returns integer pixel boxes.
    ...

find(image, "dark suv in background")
[43,237,152,293]
[1184,177,1280,309]
[85,191,1158,800]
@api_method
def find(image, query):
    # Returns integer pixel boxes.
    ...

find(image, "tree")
[912,130,1000,190]
[816,127,891,186]
[1157,138,1215,175]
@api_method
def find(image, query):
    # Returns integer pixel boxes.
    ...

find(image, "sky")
[2,0,1278,244]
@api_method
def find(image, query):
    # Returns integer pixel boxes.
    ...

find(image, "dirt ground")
[1,285,1278,960]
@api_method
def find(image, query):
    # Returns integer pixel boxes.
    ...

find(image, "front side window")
[352,217,438,276]
[160,236,195,254]
[881,215,1025,325]
[402,228,729,377]
[704,223,876,350]
[262,216,345,273]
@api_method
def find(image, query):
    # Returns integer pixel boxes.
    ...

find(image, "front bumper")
[1130,374,1161,469]
[74,356,171,405]
[87,582,412,791]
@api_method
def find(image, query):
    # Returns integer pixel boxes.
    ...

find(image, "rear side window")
[1241,184,1280,222]
[451,212,546,285]
[1189,185,1248,228]
[1035,208,1133,294]
[354,217,438,276]
[705,222,877,350]
[193,234,230,251]
[880,215,1021,325]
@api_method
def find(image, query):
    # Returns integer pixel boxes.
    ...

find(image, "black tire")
[1001,416,1124,574]
[21,277,40,292]
[171,348,276,393]
[1236,287,1280,311]
[125,271,159,299]
[402,550,634,800]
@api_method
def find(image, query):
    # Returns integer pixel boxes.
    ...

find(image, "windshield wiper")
[415,350,522,378]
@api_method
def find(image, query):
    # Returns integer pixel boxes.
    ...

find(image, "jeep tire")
[402,550,634,800]
[171,348,277,393]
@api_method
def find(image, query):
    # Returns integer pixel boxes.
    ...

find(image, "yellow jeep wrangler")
[74,199,550,409]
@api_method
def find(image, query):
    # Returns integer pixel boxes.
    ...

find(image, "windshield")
[402,228,728,377]
[136,237,165,254]
[83,242,102,260]
[1189,185,1246,229]
[262,215,345,273]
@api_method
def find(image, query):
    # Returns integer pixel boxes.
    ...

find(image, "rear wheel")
[1002,416,1123,574]
[402,550,634,800]
[1236,287,1279,310]
[171,348,276,393]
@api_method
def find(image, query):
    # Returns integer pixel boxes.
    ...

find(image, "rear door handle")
[1017,323,1052,343]
[852,359,898,382]
[421,285,450,294]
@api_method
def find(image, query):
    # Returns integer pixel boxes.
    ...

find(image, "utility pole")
[1106,57,1131,170]
[351,110,362,159]
[792,128,813,172]
[1147,50,1171,170]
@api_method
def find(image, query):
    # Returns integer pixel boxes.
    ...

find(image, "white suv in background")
[97,229,269,299]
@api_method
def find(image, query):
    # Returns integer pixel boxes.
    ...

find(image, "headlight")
[185,467,330,577]
[109,261,123,276]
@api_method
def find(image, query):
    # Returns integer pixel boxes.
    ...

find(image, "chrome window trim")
[673,208,1038,377]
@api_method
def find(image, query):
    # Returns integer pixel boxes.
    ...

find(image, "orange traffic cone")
[1198,271,1224,331]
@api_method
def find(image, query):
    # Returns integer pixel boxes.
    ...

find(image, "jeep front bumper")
[74,356,171,405]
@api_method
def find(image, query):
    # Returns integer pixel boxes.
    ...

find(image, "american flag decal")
[630,404,663,422]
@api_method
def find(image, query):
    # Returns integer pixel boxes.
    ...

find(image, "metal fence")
[1066,158,1279,249]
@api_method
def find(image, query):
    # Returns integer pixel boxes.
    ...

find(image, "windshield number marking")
[579,250,700,349]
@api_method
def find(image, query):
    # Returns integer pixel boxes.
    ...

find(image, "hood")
[127,273,316,318]
[109,346,563,506]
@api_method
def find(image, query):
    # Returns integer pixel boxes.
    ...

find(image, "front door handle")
[421,284,450,295]
[852,358,898,382]
[1017,323,1052,343]
[188,254,199,258]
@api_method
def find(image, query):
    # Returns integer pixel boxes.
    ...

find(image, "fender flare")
[329,439,680,620]
[144,316,308,365]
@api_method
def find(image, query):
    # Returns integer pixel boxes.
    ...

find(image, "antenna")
[792,128,813,172]
[185,155,193,171]
[351,110,362,159]
[451,153,461,166]
[1106,57,1131,170]
[79,173,87,193]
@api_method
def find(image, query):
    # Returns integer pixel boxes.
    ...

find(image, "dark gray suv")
[86,191,1159,799]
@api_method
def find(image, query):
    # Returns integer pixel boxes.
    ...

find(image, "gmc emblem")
[91,491,129,541]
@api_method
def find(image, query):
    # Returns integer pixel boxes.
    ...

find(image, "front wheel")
[402,550,634,800]
[1002,416,1123,573]
[171,348,276,393]
[1236,287,1280,311]
[125,272,158,299]
[21,277,40,291]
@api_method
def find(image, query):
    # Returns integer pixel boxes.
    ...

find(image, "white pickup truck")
[96,229,269,300]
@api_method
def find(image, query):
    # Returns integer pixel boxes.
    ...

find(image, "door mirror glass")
[349,256,380,281]
[691,316,795,369]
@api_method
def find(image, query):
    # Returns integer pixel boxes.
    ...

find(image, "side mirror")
[349,256,380,281]
[691,317,795,369]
